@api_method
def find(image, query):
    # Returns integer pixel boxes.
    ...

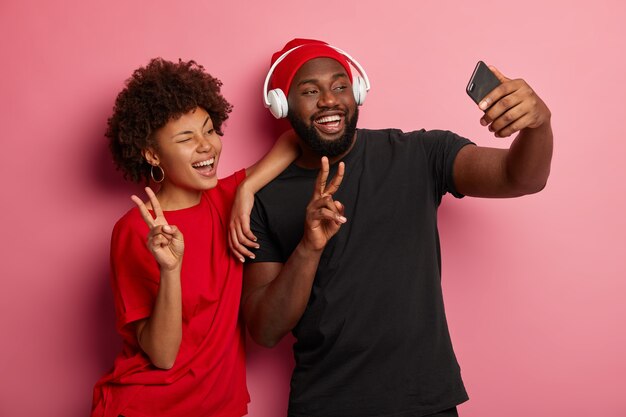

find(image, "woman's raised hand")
[131,187,185,271]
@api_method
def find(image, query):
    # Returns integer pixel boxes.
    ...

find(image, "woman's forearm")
[135,266,183,369]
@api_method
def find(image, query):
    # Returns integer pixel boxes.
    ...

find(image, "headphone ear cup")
[267,88,288,119]
[352,76,367,106]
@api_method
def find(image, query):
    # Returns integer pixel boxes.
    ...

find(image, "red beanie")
[269,38,353,96]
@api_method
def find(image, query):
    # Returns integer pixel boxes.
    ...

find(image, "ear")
[142,147,160,166]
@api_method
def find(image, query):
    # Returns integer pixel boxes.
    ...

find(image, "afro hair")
[106,58,232,182]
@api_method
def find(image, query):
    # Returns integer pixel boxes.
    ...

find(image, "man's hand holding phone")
[467,61,551,138]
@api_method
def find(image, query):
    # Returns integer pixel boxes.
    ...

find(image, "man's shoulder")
[358,127,455,140]
[359,128,471,151]
[256,163,312,203]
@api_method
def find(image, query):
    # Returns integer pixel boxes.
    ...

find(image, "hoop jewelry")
[150,165,165,183]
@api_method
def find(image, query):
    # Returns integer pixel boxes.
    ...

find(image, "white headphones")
[263,44,371,119]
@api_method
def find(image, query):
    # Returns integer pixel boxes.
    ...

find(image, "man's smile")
[313,113,345,136]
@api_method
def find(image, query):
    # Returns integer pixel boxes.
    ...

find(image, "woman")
[91,58,297,417]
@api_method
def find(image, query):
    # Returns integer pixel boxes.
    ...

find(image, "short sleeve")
[418,129,474,200]
[248,194,285,263]
[109,210,160,332]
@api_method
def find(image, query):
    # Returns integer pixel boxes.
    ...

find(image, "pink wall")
[1,1,624,416]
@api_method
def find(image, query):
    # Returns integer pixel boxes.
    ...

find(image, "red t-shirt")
[92,170,249,417]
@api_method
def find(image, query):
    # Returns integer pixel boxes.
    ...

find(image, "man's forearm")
[244,241,324,347]
[505,120,553,194]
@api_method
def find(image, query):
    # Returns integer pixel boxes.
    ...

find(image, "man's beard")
[288,107,359,158]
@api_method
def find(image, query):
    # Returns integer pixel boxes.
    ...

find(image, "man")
[238,38,552,417]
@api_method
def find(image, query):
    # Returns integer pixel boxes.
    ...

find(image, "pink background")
[1,1,625,416]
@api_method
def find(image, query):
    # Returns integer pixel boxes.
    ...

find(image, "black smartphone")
[466,61,501,105]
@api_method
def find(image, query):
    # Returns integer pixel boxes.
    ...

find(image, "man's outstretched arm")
[454,66,553,198]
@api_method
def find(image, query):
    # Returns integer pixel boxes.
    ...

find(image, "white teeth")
[192,158,214,168]
[316,115,341,124]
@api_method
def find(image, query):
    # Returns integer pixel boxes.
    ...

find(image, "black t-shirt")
[249,128,473,417]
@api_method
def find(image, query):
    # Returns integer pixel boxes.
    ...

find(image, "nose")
[196,133,212,152]
[318,87,338,108]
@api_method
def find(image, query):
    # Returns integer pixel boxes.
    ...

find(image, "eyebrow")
[171,116,211,138]
[296,72,349,87]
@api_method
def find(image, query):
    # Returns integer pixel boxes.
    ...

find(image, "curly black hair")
[106,58,233,182]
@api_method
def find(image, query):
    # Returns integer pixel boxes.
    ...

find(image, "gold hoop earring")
[150,165,165,183]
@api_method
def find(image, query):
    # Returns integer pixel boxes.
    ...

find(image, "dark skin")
[242,58,553,347]
[454,65,553,197]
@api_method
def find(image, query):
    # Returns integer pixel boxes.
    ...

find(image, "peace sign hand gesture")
[302,157,347,252]
[131,187,185,271]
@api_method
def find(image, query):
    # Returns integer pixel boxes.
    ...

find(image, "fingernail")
[338,216,347,223]
[249,254,256,260]
[255,245,260,249]
[480,119,488,126]
[239,257,245,263]
[479,99,489,110]
[163,225,171,232]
